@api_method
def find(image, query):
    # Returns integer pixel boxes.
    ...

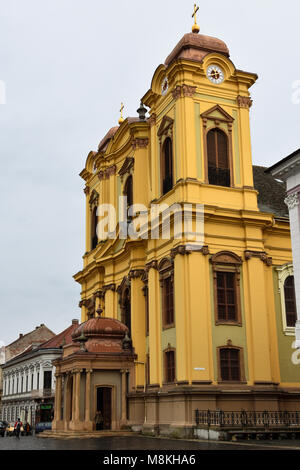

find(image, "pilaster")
[147,262,162,386]
[130,272,146,387]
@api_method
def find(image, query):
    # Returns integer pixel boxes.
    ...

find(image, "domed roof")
[72,317,128,341]
[98,126,119,153]
[165,32,230,66]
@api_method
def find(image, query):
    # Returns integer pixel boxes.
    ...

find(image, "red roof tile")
[40,320,79,349]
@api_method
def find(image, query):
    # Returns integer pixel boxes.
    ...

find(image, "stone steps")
[37,430,137,439]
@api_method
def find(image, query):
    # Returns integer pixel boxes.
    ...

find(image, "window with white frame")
[277,264,298,335]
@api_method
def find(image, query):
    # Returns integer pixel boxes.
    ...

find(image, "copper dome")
[165,33,230,66]
[72,317,128,341]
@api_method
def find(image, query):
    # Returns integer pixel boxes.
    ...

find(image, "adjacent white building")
[1,320,79,425]
[2,348,57,424]
[268,148,300,348]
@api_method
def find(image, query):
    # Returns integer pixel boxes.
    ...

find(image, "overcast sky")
[0,0,299,345]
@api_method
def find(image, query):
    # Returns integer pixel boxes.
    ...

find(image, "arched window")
[162,137,173,195]
[123,287,131,332]
[284,276,297,327]
[123,175,133,222]
[91,206,98,250]
[117,277,131,335]
[89,190,99,251]
[207,128,230,187]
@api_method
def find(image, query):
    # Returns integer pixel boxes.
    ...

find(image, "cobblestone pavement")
[0,435,300,450]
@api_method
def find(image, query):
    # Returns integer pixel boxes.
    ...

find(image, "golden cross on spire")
[191,3,200,34]
[118,102,125,125]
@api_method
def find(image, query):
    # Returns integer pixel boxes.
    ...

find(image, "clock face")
[161,77,169,95]
[207,65,224,84]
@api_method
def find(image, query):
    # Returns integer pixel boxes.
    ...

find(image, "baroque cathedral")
[52,10,300,437]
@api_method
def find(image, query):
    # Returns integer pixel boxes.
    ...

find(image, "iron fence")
[195,409,300,429]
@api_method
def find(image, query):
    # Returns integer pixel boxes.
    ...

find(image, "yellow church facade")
[73,19,300,435]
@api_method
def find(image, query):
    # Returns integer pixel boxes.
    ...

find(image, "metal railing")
[195,409,300,430]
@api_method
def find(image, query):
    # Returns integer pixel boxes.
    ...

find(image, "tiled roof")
[6,324,55,348]
[253,165,289,218]
[266,148,300,174]
[98,127,119,152]
[40,321,79,350]
[165,32,230,66]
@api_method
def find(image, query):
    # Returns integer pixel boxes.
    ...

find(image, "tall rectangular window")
[220,348,240,381]
[162,277,174,327]
[165,350,176,383]
[217,272,237,322]
[44,371,52,390]
[284,276,297,327]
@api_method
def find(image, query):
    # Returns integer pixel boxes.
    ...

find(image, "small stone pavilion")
[52,317,136,432]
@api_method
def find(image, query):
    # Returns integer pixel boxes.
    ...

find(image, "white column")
[285,192,300,347]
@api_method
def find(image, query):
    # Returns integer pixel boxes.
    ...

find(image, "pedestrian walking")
[14,418,23,438]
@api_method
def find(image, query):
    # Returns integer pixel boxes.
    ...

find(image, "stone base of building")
[128,384,300,438]
[52,419,94,432]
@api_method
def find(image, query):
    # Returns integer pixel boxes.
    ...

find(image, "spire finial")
[118,102,125,125]
[192,4,200,34]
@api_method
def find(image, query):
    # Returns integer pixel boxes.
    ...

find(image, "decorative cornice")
[132,138,149,150]
[118,157,134,177]
[182,84,197,98]
[171,84,197,100]
[94,290,105,299]
[171,85,182,100]
[145,260,158,272]
[244,250,272,266]
[78,297,96,317]
[98,165,116,181]
[148,114,157,127]
[129,269,145,280]
[237,95,253,109]
[102,283,116,293]
[171,245,188,258]
[285,192,299,210]
[89,189,99,209]
[171,245,210,258]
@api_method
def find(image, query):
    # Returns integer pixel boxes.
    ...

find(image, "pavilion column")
[74,370,81,422]
[130,272,146,387]
[85,369,92,425]
[72,371,76,421]
[55,374,62,422]
[120,369,127,427]
[147,262,162,386]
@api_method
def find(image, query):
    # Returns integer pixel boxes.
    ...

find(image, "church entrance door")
[96,387,112,430]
